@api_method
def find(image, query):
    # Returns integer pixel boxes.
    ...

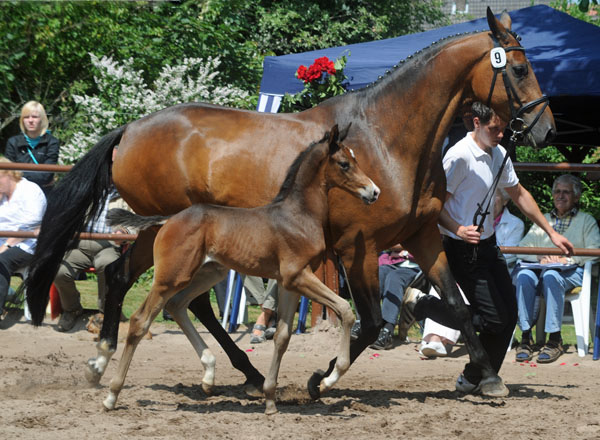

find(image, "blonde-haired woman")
[0,157,46,320]
[5,101,60,195]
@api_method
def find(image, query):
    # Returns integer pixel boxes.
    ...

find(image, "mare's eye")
[512,64,528,78]
[339,161,350,171]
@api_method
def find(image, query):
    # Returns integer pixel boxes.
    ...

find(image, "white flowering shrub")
[60,54,251,164]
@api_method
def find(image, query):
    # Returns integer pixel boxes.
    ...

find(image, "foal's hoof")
[307,369,325,400]
[85,359,102,385]
[479,376,509,398]
[243,382,264,398]
[201,381,214,396]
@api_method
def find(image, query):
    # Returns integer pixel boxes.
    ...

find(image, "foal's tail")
[26,126,126,326]
[106,208,169,232]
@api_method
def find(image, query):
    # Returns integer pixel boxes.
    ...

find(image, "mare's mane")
[271,132,330,204]
[318,31,482,107]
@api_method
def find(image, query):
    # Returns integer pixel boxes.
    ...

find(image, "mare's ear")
[487,7,511,44]
[328,124,340,155]
[338,122,352,142]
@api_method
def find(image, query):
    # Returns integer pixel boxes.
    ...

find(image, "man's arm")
[438,191,481,244]
[504,183,574,255]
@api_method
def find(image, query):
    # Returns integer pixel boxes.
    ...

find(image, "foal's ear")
[328,124,340,154]
[487,7,511,43]
[338,122,352,142]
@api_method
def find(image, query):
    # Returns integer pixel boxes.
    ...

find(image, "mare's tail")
[26,126,126,326]
[106,208,169,232]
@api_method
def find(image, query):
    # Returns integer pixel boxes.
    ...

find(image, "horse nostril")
[545,127,556,144]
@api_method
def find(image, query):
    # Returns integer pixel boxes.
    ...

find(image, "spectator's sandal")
[515,342,533,362]
[536,341,564,364]
[250,324,267,344]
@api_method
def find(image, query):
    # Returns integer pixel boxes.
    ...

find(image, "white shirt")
[440,132,519,240]
[0,178,47,254]
[495,207,524,266]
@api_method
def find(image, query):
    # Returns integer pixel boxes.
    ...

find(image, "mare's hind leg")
[163,265,229,396]
[263,287,300,415]
[403,222,508,397]
[86,229,157,385]
[188,294,265,396]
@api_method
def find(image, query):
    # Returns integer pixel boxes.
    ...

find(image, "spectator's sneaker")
[264,326,276,340]
[370,327,393,350]
[419,340,448,358]
[350,320,361,341]
[57,308,83,332]
[455,373,481,394]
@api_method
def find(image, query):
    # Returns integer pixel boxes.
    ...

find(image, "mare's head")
[469,7,555,146]
[324,124,380,205]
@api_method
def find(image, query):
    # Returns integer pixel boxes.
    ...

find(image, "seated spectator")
[213,275,278,344]
[5,101,60,195]
[0,158,46,319]
[514,175,600,363]
[54,186,129,332]
[418,189,524,358]
[361,244,421,350]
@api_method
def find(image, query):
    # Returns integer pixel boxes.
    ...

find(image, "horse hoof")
[201,381,214,396]
[479,376,509,398]
[264,400,278,415]
[243,383,264,398]
[103,393,117,411]
[307,369,325,400]
[85,360,102,385]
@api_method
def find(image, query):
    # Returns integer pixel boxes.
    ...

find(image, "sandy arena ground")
[1,311,599,440]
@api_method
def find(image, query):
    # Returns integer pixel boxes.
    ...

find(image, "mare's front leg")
[308,246,382,400]
[403,222,509,397]
[85,229,156,385]
[263,287,300,415]
[187,293,265,396]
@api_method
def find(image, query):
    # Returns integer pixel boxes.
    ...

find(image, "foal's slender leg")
[263,287,300,415]
[187,293,265,396]
[287,269,356,400]
[163,268,228,396]
[403,222,508,397]
[86,229,157,384]
[308,245,382,400]
[103,282,173,410]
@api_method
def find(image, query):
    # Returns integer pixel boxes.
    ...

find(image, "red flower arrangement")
[296,57,336,84]
[280,53,349,113]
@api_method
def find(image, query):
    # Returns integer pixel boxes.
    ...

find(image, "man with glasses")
[514,174,600,363]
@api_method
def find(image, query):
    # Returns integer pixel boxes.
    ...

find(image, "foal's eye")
[339,161,350,171]
[512,64,528,79]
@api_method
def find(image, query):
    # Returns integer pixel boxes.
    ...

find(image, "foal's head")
[325,124,380,205]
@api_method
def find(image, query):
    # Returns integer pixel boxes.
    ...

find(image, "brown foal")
[103,125,380,414]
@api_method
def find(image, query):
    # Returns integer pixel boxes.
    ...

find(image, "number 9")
[490,47,507,68]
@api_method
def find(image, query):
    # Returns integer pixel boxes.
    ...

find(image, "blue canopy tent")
[258,5,600,146]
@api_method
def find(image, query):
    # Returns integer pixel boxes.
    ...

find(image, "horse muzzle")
[360,183,380,205]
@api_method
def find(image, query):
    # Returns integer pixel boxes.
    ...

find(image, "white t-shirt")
[0,178,47,254]
[439,132,519,240]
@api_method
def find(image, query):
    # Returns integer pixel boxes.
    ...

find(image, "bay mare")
[102,125,379,414]
[26,9,555,400]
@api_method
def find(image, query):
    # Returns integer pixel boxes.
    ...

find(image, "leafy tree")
[1,0,447,151]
